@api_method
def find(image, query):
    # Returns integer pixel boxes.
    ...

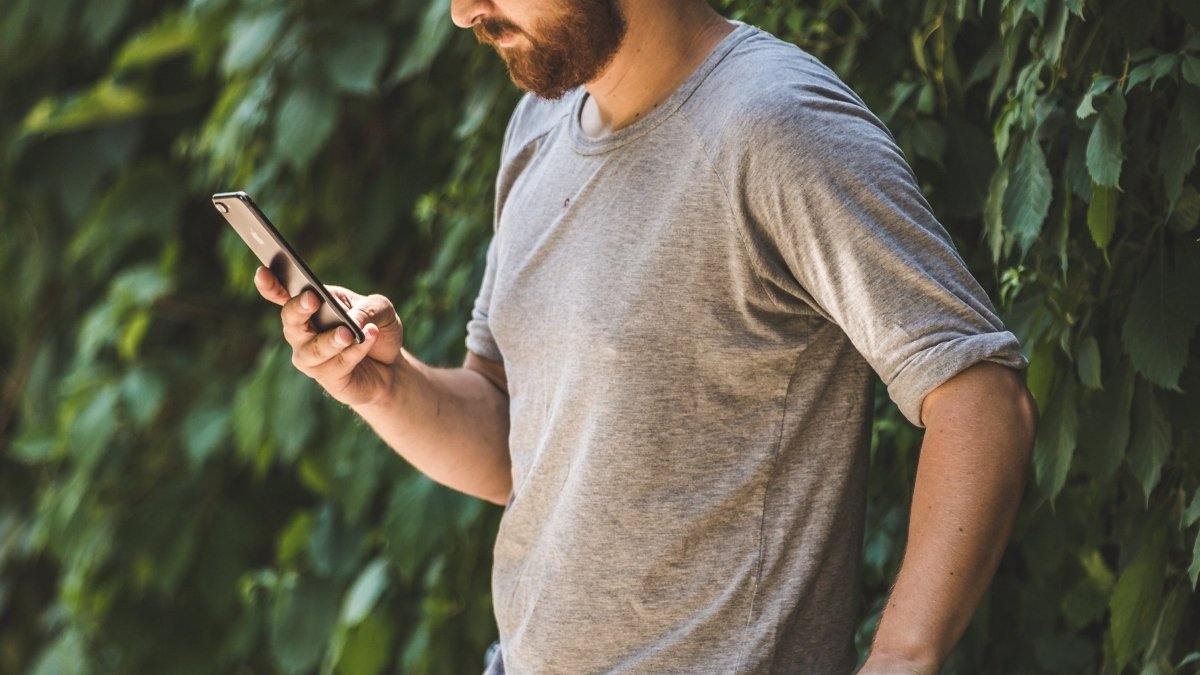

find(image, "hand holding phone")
[212,191,365,343]
[215,191,406,407]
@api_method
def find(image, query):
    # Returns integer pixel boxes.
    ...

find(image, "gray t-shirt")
[469,23,1025,675]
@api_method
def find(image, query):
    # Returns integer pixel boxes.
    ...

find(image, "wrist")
[857,652,937,675]
[354,352,414,413]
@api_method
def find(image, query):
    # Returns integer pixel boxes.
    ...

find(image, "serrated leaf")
[1128,383,1173,502]
[325,27,390,94]
[984,164,1009,262]
[1087,183,1117,255]
[1076,336,1102,389]
[1161,92,1200,212]
[1034,378,1077,502]
[341,558,390,626]
[1076,75,1116,119]
[1086,90,1126,188]
[1122,256,1200,390]
[273,83,338,170]
[1003,139,1053,254]
[1111,528,1166,672]
[1125,53,1178,92]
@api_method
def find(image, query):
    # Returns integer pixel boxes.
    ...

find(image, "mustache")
[474,17,526,44]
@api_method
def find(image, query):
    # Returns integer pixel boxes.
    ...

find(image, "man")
[255,0,1037,672]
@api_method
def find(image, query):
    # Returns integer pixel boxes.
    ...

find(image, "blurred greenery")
[0,0,1197,673]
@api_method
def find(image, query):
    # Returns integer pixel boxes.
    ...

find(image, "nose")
[451,0,492,28]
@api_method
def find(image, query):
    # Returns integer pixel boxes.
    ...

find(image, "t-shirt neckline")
[569,21,755,156]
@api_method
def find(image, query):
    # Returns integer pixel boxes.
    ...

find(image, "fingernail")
[334,327,350,346]
[301,292,315,310]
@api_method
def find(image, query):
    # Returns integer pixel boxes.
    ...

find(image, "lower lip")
[494,32,520,48]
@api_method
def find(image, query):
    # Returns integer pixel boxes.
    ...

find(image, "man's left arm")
[860,361,1037,674]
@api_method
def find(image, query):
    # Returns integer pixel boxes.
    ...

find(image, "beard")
[474,0,627,100]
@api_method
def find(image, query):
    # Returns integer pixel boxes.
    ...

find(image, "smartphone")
[212,191,365,344]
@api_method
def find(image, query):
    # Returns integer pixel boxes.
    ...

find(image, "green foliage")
[0,1,1198,674]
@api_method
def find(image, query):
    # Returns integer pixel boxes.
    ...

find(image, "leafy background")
[0,0,1197,673]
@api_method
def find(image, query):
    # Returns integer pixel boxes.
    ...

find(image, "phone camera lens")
[215,202,229,213]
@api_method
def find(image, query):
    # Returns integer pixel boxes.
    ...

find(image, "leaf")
[1161,91,1200,212]
[1110,528,1166,672]
[308,505,362,580]
[1003,139,1053,254]
[1077,365,1134,483]
[984,164,1009,262]
[69,385,121,471]
[1125,53,1178,92]
[1190,529,1200,589]
[341,558,390,626]
[1181,55,1200,87]
[1170,187,1200,233]
[1087,184,1117,257]
[1086,89,1126,188]
[1128,382,1173,502]
[1034,378,1077,502]
[21,79,152,136]
[273,82,339,169]
[271,367,318,463]
[1121,256,1200,390]
[336,614,396,675]
[1185,490,1200,528]
[182,406,229,467]
[270,574,340,675]
[120,367,166,426]
[112,11,197,71]
[324,26,390,94]
[1076,336,1102,389]
[391,0,453,84]
[1076,75,1116,119]
[222,9,286,74]
[277,511,315,564]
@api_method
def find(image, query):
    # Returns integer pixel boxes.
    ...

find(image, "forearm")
[864,363,1036,672]
[353,350,512,505]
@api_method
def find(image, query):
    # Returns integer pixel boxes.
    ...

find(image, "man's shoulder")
[685,27,895,171]
[500,91,577,162]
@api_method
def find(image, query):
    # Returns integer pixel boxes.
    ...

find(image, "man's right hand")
[254,266,405,408]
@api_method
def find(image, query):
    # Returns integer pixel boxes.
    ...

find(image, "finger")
[326,285,361,310]
[280,290,320,347]
[254,267,290,306]
[347,294,400,332]
[292,322,360,371]
[306,324,381,390]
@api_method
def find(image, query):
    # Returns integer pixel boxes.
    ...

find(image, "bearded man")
[255,0,1038,672]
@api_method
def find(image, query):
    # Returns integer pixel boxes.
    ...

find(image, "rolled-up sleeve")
[737,76,1025,426]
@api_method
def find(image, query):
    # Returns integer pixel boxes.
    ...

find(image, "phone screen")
[212,191,366,343]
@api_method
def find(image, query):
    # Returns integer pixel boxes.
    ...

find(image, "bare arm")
[860,362,1037,674]
[255,267,512,505]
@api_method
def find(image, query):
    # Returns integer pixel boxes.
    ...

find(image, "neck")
[580,1,734,137]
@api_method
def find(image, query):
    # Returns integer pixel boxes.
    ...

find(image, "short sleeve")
[735,77,1026,426]
[465,235,503,363]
